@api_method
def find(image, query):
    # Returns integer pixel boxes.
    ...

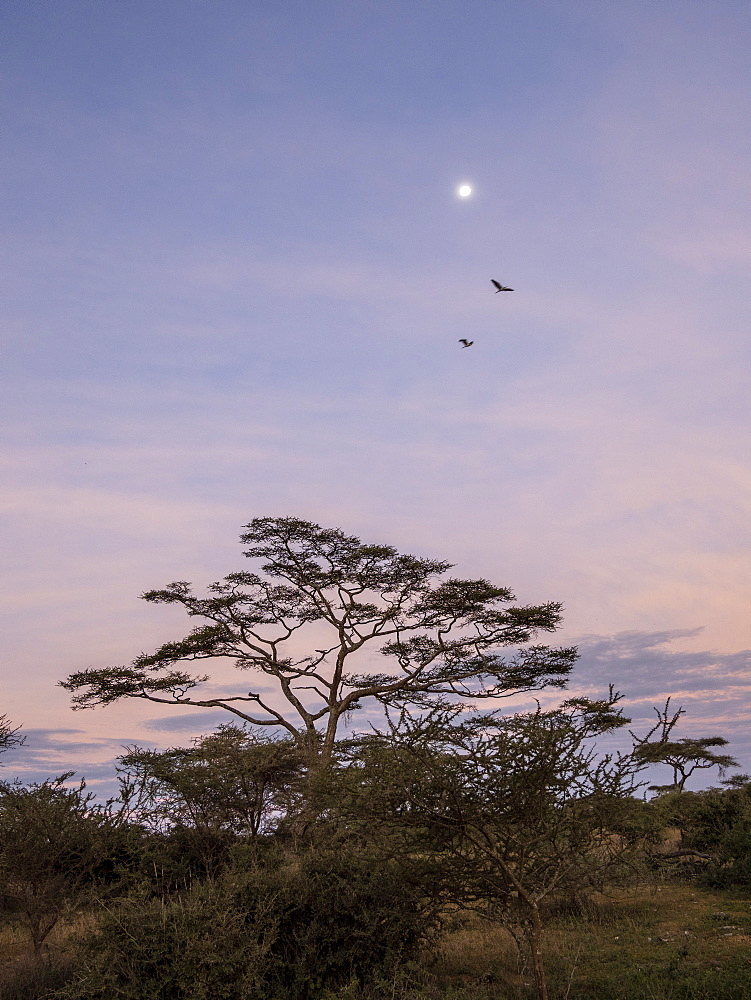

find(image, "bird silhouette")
[491,279,513,292]
[459,339,474,348]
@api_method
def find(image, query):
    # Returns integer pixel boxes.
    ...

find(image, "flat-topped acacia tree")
[61,517,577,762]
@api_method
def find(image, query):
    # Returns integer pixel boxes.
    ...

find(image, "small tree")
[334,693,647,1000]
[119,725,302,838]
[644,775,751,886]
[61,517,576,762]
[117,726,303,877]
[0,775,122,954]
[632,698,738,794]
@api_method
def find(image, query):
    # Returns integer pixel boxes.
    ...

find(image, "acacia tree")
[116,726,304,876]
[61,517,576,761]
[332,694,648,1000]
[0,775,121,954]
[632,698,738,794]
[118,726,303,840]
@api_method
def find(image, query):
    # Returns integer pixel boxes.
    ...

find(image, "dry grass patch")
[0,920,29,968]
[0,910,103,1000]
[433,915,522,989]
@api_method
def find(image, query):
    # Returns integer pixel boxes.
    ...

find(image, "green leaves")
[0,714,24,760]
[117,727,304,841]
[0,774,124,953]
[240,516,452,595]
[60,665,208,709]
[631,699,738,791]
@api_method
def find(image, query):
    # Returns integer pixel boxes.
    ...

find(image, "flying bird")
[491,279,513,292]
[459,339,474,348]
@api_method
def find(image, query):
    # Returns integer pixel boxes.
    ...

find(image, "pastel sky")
[2,0,749,795]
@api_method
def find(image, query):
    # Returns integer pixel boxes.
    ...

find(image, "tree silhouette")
[61,516,576,761]
[631,698,738,793]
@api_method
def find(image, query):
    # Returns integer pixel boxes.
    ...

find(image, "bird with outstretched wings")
[459,339,474,348]
[491,279,513,292]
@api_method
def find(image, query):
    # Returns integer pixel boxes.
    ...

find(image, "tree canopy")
[0,774,123,954]
[118,725,303,839]
[61,516,577,759]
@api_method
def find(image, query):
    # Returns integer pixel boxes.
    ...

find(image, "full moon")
[458,184,472,198]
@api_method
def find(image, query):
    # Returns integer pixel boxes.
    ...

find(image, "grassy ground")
[407,882,751,1000]
[0,913,97,1000]
[326,882,751,1000]
[0,883,749,999]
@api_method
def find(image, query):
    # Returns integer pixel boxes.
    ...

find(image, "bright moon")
[458,184,472,198]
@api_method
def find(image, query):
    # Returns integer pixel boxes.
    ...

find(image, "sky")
[1,0,750,796]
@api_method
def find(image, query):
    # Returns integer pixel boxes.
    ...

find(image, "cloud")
[569,629,751,773]
[141,710,248,733]
[574,628,751,698]
[0,727,138,799]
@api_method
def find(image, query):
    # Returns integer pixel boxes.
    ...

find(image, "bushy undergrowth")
[1,880,749,1000]
[50,843,441,1000]
[653,784,751,889]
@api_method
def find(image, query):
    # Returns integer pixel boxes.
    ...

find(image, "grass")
[322,882,751,1000]
[420,882,751,1000]
[0,913,97,1000]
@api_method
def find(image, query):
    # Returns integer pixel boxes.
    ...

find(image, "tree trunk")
[526,903,548,1000]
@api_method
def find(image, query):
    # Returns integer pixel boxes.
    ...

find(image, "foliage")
[56,841,441,1000]
[116,726,304,877]
[0,714,24,761]
[54,882,272,1000]
[632,699,738,794]
[242,842,442,997]
[0,689,743,998]
[24,513,746,994]
[5,883,749,1000]
[60,517,577,760]
[651,777,751,888]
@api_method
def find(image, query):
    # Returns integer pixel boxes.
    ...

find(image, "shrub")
[55,842,440,1000]
[0,775,125,953]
